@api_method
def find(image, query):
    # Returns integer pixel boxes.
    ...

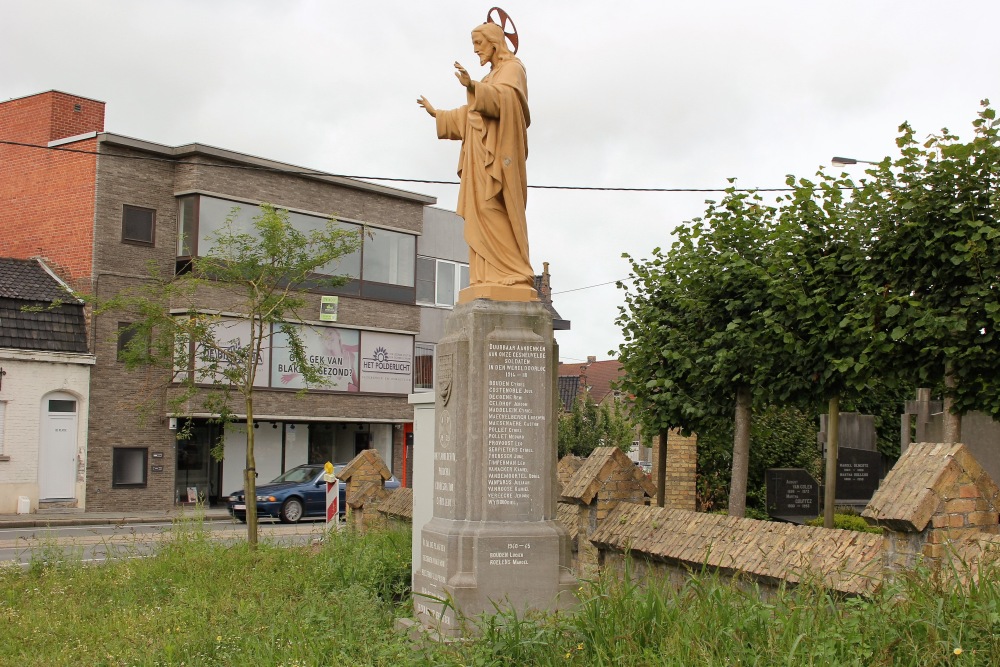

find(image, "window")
[122,205,156,245]
[176,196,197,257]
[112,448,148,487]
[414,342,435,391]
[117,322,137,362]
[48,399,76,413]
[363,227,415,287]
[416,257,470,307]
[416,257,436,304]
[180,194,416,302]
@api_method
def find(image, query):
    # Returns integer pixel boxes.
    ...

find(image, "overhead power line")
[1,139,809,194]
[551,278,634,296]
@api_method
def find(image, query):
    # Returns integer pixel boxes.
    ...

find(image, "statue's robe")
[435,57,533,289]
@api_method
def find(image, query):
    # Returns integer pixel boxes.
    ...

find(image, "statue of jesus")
[418,20,536,302]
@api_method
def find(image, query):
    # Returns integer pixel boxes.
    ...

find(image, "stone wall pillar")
[561,447,656,577]
[651,429,697,510]
[339,449,392,532]
[863,442,1000,575]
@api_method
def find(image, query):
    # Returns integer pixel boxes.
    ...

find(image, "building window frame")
[414,342,435,392]
[416,257,470,308]
[179,194,417,303]
[112,447,148,488]
[122,204,156,246]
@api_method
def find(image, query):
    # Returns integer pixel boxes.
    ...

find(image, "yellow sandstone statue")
[418,19,537,303]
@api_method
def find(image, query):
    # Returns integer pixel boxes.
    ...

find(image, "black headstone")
[766,468,820,518]
[836,446,882,503]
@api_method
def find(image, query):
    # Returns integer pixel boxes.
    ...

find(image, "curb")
[0,513,235,530]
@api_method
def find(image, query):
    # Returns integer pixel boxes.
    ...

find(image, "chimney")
[0,91,105,145]
[587,356,597,363]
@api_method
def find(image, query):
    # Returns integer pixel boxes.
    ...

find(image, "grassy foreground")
[1,519,999,666]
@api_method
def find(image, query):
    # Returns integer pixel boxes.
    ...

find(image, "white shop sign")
[359,331,414,394]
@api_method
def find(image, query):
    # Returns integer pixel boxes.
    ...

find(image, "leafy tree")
[106,203,361,548]
[557,395,636,458]
[769,172,885,526]
[861,101,1000,438]
[617,187,793,516]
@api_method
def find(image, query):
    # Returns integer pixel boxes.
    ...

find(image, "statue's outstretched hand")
[417,96,437,118]
[454,62,473,90]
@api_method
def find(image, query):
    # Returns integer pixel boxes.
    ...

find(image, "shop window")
[113,448,148,487]
[122,205,156,245]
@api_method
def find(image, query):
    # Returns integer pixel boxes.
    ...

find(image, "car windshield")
[269,466,323,484]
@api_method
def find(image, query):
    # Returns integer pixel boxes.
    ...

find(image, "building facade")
[1,90,442,511]
[0,258,94,512]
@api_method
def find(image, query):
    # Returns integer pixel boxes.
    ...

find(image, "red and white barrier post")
[323,461,340,530]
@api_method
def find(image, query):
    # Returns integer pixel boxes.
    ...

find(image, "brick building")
[0,90,447,511]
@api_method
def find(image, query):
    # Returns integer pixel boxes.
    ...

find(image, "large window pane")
[437,261,456,306]
[176,196,197,256]
[417,257,436,304]
[291,212,361,280]
[197,196,256,248]
[363,228,415,287]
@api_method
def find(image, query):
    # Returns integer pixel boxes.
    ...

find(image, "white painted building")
[0,258,94,513]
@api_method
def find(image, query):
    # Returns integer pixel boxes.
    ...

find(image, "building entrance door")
[39,394,78,499]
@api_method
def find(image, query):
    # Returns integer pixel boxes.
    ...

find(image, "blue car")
[226,463,400,523]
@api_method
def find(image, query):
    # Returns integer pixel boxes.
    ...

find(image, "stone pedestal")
[412,300,576,636]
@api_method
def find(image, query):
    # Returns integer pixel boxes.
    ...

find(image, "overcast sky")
[4,1,999,363]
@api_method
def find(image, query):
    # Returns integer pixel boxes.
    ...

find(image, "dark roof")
[0,258,80,301]
[0,258,88,354]
[557,375,580,412]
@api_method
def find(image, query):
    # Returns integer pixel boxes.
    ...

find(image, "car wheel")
[280,498,304,523]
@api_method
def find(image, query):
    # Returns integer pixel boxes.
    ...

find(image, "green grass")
[2,519,999,665]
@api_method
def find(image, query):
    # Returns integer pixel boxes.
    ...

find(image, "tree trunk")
[245,396,258,549]
[656,428,668,507]
[728,386,752,517]
[943,365,961,443]
[823,395,840,529]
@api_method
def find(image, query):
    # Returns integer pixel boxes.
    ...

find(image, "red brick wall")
[0,92,104,289]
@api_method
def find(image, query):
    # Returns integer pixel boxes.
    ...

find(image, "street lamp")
[831,156,880,167]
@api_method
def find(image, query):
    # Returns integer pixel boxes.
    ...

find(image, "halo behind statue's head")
[480,6,518,55]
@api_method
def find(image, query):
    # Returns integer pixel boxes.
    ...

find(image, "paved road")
[0,519,333,567]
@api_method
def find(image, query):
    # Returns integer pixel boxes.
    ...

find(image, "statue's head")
[472,22,512,66]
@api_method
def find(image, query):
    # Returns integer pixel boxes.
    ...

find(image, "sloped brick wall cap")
[560,446,656,504]
[591,503,882,596]
[338,448,392,482]
[861,442,1000,532]
[376,487,413,519]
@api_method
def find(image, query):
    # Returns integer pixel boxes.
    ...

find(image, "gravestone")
[411,300,576,636]
[836,446,882,504]
[765,468,821,519]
